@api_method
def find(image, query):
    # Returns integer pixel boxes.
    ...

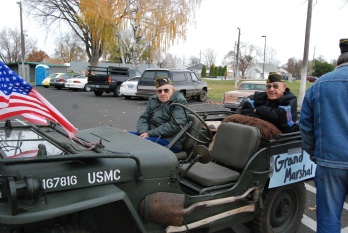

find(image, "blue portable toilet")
[35,64,50,86]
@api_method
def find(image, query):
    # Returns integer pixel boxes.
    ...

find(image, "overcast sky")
[1,0,347,66]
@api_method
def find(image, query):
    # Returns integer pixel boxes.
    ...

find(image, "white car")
[65,75,90,92]
[120,76,140,99]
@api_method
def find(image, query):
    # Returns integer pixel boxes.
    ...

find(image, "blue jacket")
[300,63,348,168]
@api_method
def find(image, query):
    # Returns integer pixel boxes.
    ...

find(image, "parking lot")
[8,86,348,233]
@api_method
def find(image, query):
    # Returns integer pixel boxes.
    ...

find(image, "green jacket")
[137,91,189,150]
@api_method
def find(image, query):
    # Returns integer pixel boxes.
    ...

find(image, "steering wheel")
[169,103,213,144]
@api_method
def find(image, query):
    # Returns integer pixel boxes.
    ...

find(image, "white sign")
[268,148,316,188]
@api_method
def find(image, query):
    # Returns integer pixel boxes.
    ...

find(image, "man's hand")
[139,132,149,138]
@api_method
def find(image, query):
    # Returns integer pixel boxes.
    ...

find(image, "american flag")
[0,61,77,138]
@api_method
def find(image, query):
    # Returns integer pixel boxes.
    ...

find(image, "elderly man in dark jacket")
[239,72,298,133]
[137,76,189,152]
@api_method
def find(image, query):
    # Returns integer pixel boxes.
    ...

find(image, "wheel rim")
[270,189,298,232]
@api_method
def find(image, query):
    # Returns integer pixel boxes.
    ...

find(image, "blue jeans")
[315,165,348,233]
[129,132,180,153]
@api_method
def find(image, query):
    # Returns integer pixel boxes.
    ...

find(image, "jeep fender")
[0,184,146,232]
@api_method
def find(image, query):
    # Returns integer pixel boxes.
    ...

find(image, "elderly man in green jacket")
[136,76,189,152]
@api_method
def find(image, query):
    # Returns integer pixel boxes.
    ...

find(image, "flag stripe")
[0,61,77,138]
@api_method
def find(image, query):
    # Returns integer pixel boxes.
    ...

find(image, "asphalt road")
[12,86,348,232]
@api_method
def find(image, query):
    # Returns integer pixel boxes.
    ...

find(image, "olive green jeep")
[0,105,315,233]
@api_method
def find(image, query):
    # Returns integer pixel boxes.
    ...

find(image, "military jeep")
[0,105,315,233]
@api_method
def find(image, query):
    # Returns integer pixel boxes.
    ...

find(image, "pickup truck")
[87,66,142,97]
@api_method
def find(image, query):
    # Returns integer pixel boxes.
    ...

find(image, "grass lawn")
[204,78,314,101]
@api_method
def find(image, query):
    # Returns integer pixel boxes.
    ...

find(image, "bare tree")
[201,48,217,68]
[188,56,200,67]
[283,57,302,79]
[236,42,259,78]
[0,27,36,63]
[54,32,86,62]
[24,0,123,66]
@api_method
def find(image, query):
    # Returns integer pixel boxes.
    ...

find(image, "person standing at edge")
[136,76,189,153]
[239,72,298,133]
[300,38,348,233]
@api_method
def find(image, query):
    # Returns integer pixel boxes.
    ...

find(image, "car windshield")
[239,83,267,91]
[128,76,140,82]
[46,73,60,79]
[0,128,65,159]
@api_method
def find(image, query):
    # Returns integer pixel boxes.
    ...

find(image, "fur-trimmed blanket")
[209,114,282,150]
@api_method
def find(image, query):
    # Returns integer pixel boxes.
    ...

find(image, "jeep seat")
[179,122,261,187]
[175,114,202,160]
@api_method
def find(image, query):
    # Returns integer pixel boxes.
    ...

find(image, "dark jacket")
[240,88,298,133]
[137,91,189,150]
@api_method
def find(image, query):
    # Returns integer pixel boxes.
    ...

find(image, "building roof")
[6,61,68,67]
[187,63,206,70]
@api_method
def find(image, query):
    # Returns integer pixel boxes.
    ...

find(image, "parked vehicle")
[87,66,142,97]
[65,75,90,92]
[120,76,141,99]
[0,105,315,233]
[41,73,62,88]
[49,73,81,90]
[136,68,208,102]
[223,80,267,110]
[306,76,318,82]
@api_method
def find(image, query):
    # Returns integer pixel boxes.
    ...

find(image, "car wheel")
[43,86,49,88]
[57,87,62,90]
[94,90,103,96]
[84,84,91,92]
[198,90,207,102]
[252,182,306,233]
[124,96,131,100]
[113,84,121,97]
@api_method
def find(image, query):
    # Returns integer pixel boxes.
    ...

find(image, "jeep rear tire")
[252,182,306,233]
[94,90,103,96]
[198,90,207,102]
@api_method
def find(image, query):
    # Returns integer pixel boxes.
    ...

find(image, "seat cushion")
[179,162,240,187]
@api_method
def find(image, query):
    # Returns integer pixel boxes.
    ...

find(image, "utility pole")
[298,0,313,109]
[235,27,241,89]
[262,35,267,79]
[17,1,26,82]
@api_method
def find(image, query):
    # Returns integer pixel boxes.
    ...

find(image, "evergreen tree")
[201,65,207,78]
[313,60,334,77]
[218,66,223,76]
[214,66,219,77]
[222,66,227,76]
[209,64,215,77]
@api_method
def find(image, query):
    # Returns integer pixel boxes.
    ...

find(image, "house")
[5,62,70,84]
[187,63,206,78]
[245,63,280,79]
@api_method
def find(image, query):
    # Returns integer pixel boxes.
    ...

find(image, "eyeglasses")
[266,84,280,89]
[157,88,170,94]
